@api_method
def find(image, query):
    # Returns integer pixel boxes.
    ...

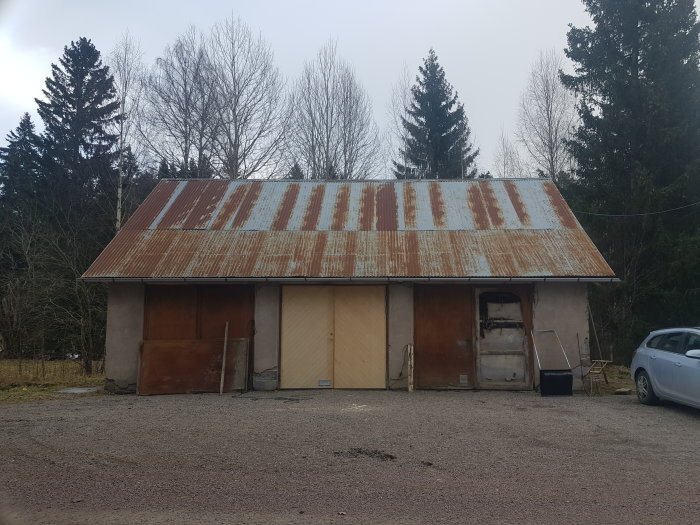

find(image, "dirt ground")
[2,389,700,525]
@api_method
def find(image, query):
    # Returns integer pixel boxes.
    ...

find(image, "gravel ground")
[2,389,700,525]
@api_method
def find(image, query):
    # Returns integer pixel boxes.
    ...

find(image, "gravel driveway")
[2,390,700,524]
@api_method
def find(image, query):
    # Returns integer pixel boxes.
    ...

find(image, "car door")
[648,331,686,399]
[675,331,700,407]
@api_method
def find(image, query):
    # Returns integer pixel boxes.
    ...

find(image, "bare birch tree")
[108,32,145,229]
[286,42,380,179]
[140,27,217,177]
[493,129,525,178]
[385,65,412,176]
[516,49,577,182]
[208,17,286,179]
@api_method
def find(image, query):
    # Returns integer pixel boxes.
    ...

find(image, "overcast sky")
[0,0,596,174]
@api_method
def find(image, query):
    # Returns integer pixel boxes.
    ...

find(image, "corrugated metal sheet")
[83,179,616,280]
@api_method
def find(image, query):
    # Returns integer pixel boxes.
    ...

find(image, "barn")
[82,178,615,394]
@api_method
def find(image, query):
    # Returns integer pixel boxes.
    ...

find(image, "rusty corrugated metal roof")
[82,179,615,280]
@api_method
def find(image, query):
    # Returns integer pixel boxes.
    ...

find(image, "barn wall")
[253,284,280,390]
[532,282,589,390]
[388,284,413,389]
[105,283,144,393]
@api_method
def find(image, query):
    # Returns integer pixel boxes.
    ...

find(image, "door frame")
[473,285,535,390]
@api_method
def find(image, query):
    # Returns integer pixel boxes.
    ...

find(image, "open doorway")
[476,290,531,390]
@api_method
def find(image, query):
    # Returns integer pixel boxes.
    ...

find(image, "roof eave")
[81,276,620,284]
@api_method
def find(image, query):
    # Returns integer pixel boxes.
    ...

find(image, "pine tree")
[36,37,120,189]
[0,113,42,209]
[561,0,700,361]
[394,49,479,179]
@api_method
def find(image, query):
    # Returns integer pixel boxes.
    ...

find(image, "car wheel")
[636,370,659,405]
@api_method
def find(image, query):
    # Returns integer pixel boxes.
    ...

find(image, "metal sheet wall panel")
[414,284,475,388]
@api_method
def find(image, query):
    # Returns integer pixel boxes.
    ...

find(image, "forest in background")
[0,0,698,368]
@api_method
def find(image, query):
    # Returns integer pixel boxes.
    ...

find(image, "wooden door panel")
[414,285,474,388]
[334,286,386,389]
[280,286,334,388]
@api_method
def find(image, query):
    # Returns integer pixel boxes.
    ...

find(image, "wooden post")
[219,322,229,395]
[407,344,415,393]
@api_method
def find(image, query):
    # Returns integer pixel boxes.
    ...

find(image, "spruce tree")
[287,162,305,180]
[32,37,121,371]
[561,0,700,360]
[0,113,42,209]
[36,37,120,190]
[394,49,479,179]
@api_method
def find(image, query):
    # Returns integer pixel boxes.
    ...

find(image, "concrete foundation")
[104,283,144,394]
[532,282,589,390]
[387,284,414,389]
[252,284,280,390]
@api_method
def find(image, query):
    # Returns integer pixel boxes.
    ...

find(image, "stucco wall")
[388,284,414,389]
[532,282,589,390]
[253,284,280,389]
[105,283,144,393]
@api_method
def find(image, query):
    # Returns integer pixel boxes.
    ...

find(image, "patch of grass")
[0,359,105,403]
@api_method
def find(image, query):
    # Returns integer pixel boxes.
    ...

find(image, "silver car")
[631,328,700,409]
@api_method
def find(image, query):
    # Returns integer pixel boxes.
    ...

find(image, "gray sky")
[0,0,594,174]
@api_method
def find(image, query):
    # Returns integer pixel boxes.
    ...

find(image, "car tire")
[636,370,659,405]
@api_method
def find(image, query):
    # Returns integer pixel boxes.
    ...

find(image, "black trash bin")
[539,369,573,396]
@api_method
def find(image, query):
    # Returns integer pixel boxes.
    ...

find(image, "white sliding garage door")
[280,286,386,389]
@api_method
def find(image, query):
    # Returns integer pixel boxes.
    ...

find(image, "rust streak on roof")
[182,180,228,229]
[210,185,247,230]
[231,181,263,229]
[308,231,328,276]
[360,184,376,231]
[331,184,350,230]
[468,184,490,230]
[158,182,203,229]
[543,181,578,229]
[301,184,325,231]
[341,233,357,276]
[481,181,504,228]
[503,181,531,226]
[428,182,446,228]
[403,183,417,229]
[122,181,178,231]
[405,231,421,276]
[376,183,398,231]
[271,183,300,231]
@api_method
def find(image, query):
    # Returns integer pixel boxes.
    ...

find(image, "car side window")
[658,332,686,354]
[685,333,700,352]
[646,335,665,349]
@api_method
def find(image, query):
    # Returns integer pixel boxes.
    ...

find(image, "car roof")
[647,327,700,337]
